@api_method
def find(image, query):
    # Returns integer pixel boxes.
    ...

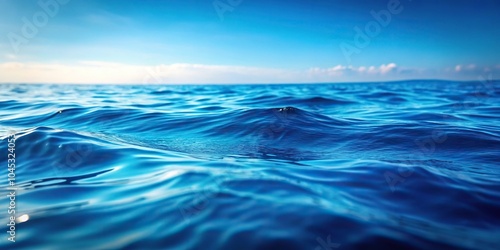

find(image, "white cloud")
[367,66,377,74]
[307,63,399,78]
[1,61,493,84]
[307,64,348,77]
[4,54,17,60]
[1,62,24,69]
[330,65,346,72]
[0,61,301,84]
[455,64,479,72]
[379,63,397,74]
[143,63,297,83]
[452,64,496,75]
[0,62,144,84]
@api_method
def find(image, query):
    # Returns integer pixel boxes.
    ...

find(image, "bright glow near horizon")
[0,0,499,84]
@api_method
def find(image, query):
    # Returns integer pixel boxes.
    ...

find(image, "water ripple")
[0,81,499,249]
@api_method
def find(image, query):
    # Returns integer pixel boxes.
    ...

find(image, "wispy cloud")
[4,53,17,60]
[451,64,498,77]
[308,63,399,77]
[0,61,497,84]
[379,63,397,74]
[0,61,145,83]
[142,63,298,84]
[0,61,296,84]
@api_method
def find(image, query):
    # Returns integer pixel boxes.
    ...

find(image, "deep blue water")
[1,80,500,250]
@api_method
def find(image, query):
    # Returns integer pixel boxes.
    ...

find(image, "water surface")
[1,81,500,249]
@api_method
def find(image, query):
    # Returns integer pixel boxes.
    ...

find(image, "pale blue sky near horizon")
[0,0,499,83]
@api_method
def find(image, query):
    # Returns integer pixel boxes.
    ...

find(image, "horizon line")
[0,78,498,85]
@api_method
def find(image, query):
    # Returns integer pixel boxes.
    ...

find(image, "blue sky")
[0,0,499,83]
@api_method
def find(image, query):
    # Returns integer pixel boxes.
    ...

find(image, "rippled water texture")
[1,81,500,249]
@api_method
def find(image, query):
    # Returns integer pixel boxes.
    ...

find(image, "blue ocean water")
[1,80,500,250]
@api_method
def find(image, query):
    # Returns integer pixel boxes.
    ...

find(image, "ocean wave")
[1,81,500,249]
